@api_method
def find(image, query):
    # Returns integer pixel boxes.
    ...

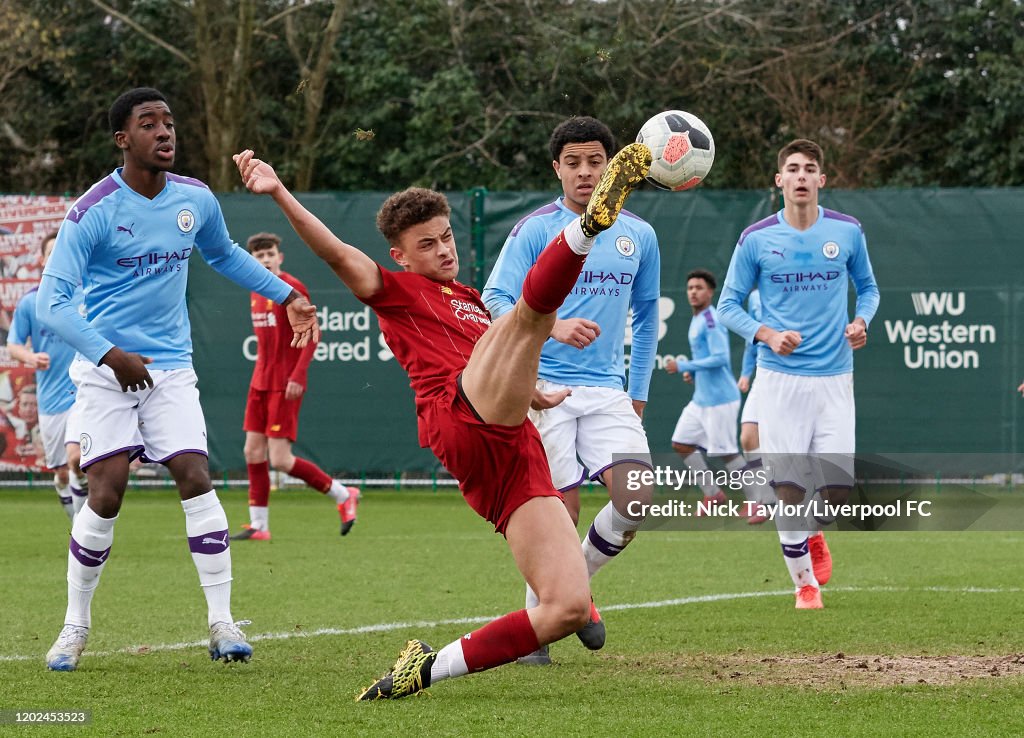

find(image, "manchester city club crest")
[177,209,195,233]
[80,433,93,456]
[615,236,636,257]
[822,241,840,259]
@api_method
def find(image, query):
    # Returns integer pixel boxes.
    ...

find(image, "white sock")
[55,477,74,521]
[65,502,117,628]
[581,501,641,579]
[563,218,596,255]
[327,480,350,505]
[182,491,233,626]
[249,505,269,531]
[776,507,819,590]
[683,452,718,497]
[430,639,468,684]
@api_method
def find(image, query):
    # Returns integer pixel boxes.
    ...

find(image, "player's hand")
[31,352,51,370]
[683,371,694,384]
[767,329,802,356]
[285,381,304,401]
[285,295,320,348]
[845,319,868,349]
[737,375,750,393]
[665,357,678,374]
[550,318,600,349]
[531,387,571,410]
[233,150,282,196]
[631,399,646,418]
[1018,381,1024,397]
[100,347,154,392]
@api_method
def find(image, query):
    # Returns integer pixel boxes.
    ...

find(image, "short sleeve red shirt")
[249,271,315,391]
[359,267,491,441]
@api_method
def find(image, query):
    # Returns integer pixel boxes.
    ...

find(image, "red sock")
[288,456,332,493]
[247,462,270,506]
[521,231,587,314]
[460,609,540,673]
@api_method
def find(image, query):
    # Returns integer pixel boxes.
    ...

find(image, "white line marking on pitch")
[2,585,1018,663]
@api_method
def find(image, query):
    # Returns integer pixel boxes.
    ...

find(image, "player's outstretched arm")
[234,150,383,300]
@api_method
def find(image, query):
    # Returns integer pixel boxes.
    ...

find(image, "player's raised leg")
[460,142,652,426]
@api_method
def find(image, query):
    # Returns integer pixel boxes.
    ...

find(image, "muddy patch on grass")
[610,652,1024,688]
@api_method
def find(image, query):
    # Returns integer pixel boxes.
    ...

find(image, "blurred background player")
[234,141,651,700]
[6,230,87,521]
[482,116,659,665]
[665,269,748,513]
[718,138,879,609]
[37,87,319,671]
[232,232,358,541]
[736,287,774,524]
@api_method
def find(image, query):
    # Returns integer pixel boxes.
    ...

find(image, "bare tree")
[87,0,346,190]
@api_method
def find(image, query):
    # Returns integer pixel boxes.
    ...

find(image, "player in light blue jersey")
[482,116,659,665]
[718,138,880,609]
[37,88,319,672]
[7,231,86,521]
[665,269,749,513]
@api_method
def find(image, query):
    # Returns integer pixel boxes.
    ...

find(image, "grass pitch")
[2,486,1024,736]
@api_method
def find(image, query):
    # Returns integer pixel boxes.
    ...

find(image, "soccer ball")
[635,110,715,191]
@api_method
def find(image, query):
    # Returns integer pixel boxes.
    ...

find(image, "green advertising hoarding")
[187,188,1024,475]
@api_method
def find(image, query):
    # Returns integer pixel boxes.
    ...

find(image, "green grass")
[2,487,1024,737]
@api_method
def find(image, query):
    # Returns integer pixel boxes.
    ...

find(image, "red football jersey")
[360,268,492,442]
[249,271,317,391]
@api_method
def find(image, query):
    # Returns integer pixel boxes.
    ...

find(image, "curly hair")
[548,116,615,161]
[376,188,451,246]
[687,269,716,290]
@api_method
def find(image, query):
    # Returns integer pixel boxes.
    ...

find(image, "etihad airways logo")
[117,247,192,277]
[769,270,840,284]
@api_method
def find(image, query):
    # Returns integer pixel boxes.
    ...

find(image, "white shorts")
[756,368,855,491]
[64,401,82,447]
[527,380,651,491]
[670,399,740,455]
[38,407,71,469]
[69,359,208,469]
[740,379,760,425]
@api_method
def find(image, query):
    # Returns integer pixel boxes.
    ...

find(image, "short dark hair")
[777,138,824,173]
[376,188,451,246]
[247,232,282,253]
[40,230,59,256]
[548,116,616,161]
[109,87,168,134]
[687,269,716,290]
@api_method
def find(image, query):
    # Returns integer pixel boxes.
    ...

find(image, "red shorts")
[243,387,301,441]
[421,375,561,535]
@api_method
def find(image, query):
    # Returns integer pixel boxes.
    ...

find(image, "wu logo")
[911,291,965,316]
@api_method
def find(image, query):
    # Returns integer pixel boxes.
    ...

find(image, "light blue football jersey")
[8,286,82,415]
[482,198,660,400]
[718,207,880,376]
[675,306,740,408]
[40,168,292,369]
